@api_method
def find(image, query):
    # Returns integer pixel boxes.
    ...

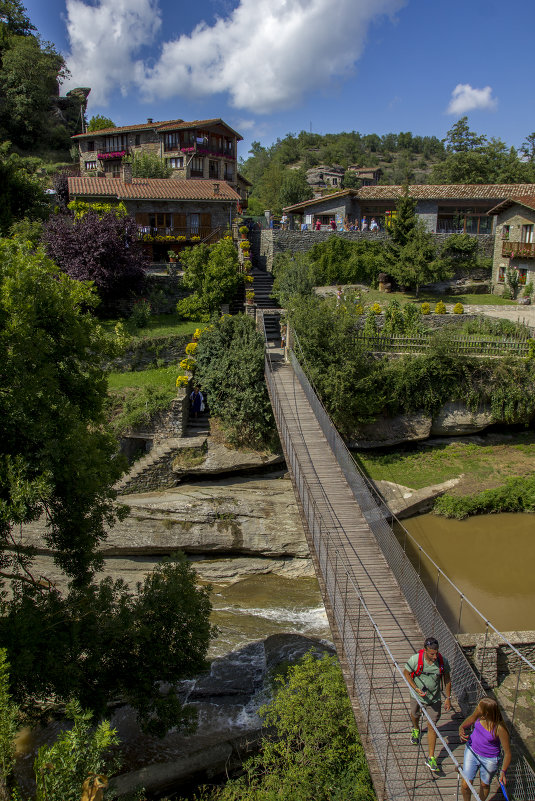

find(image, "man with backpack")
[403,637,452,773]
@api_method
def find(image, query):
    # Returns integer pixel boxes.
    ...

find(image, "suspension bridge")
[258,310,535,801]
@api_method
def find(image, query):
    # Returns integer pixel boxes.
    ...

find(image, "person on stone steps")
[190,386,204,418]
[403,636,452,773]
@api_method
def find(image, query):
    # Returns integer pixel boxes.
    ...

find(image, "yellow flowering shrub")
[185,342,198,355]
[421,302,430,315]
[175,375,189,388]
[435,301,447,314]
[355,304,364,315]
[371,302,382,314]
[453,302,464,314]
[190,235,201,242]
[245,290,255,302]
[180,357,196,371]
[244,274,253,283]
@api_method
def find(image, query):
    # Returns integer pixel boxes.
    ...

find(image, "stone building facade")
[72,117,242,189]
[488,197,535,298]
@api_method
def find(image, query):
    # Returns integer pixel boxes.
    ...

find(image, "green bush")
[195,314,277,449]
[200,653,375,801]
[433,475,535,519]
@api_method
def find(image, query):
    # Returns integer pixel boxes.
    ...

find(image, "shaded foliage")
[177,238,240,321]
[43,209,147,311]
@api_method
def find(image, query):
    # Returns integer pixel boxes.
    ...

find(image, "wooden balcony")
[502,241,535,258]
[137,226,226,244]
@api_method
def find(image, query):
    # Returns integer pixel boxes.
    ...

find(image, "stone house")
[284,183,535,233]
[346,166,382,186]
[72,116,242,189]
[488,196,535,296]
[67,165,241,261]
[305,165,345,192]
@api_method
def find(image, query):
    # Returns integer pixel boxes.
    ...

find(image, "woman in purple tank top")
[459,697,511,801]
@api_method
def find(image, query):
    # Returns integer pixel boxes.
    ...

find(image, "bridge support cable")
[261,324,535,801]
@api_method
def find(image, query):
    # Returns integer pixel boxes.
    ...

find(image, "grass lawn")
[354,432,535,493]
[101,313,201,339]
[107,364,184,392]
[358,289,516,307]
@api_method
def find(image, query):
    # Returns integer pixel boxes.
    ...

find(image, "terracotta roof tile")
[284,184,535,212]
[73,117,242,140]
[487,196,535,214]
[67,176,240,202]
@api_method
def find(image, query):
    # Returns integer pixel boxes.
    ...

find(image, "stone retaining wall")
[457,632,535,688]
[252,230,495,273]
[107,333,190,371]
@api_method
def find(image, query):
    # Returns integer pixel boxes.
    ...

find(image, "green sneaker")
[426,756,439,773]
[410,727,420,745]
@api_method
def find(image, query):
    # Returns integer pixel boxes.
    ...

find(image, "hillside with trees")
[240,119,535,215]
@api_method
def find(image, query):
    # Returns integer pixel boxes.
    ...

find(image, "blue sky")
[25,0,534,160]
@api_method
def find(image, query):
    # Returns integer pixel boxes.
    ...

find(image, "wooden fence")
[355,333,532,357]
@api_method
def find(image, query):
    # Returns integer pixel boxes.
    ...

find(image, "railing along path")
[354,333,531,357]
[258,311,535,801]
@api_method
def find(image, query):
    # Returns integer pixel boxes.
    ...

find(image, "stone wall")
[253,230,494,273]
[107,332,190,371]
[457,632,535,687]
[491,206,535,296]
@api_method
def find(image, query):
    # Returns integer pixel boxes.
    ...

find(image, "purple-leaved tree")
[43,210,147,312]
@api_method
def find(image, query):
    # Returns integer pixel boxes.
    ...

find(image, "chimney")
[213,182,220,195]
[122,162,133,184]
[147,117,153,124]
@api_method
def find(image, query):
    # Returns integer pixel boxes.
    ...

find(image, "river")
[402,512,535,633]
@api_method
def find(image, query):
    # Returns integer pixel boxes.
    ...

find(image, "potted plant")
[168,250,177,263]
[245,290,255,304]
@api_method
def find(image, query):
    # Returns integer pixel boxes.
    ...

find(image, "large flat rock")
[20,474,309,560]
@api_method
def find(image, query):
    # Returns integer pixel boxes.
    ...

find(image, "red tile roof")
[284,184,535,212]
[68,176,240,202]
[488,196,535,215]
[73,117,242,140]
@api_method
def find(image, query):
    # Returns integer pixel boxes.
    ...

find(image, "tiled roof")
[488,196,535,215]
[73,117,242,140]
[67,176,240,201]
[73,118,184,139]
[358,184,535,200]
[284,184,535,212]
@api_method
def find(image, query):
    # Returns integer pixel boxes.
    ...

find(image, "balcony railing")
[502,241,535,258]
[137,226,225,244]
[97,149,128,160]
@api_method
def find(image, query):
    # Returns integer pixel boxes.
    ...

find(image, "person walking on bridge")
[403,637,452,773]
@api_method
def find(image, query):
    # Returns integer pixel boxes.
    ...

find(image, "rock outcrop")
[430,401,495,436]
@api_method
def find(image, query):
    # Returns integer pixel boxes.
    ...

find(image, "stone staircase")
[251,268,281,343]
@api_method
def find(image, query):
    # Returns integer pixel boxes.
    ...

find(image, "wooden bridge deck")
[268,360,501,801]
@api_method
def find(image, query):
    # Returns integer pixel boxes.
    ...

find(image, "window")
[224,163,234,181]
[501,225,510,240]
[209,160,219,178]
[498,265,506,283]
[85,160,97,171]
[332,177,338,185]
[518,268,528,285]
[164,132,179,151]
[190,213,200,235]
[135,134,141,146]
[166,157,184,169]
[103,161,121,177]
[521,224,534,244]
[148,213,173,231]
[86,140,95,152]
[191,157,204,177]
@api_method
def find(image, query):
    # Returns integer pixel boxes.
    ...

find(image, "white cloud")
[447,84,497,115]
[64,0,406,113]
[64,0,162,104]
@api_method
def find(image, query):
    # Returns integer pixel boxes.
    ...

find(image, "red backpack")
[410,649,445,680]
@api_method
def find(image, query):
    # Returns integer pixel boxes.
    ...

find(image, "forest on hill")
[240,121,535,216]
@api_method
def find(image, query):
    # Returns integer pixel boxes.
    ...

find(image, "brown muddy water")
[403,512,535,633]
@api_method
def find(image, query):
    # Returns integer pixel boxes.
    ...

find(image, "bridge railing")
[265,352,485,800]
[266,328,535,800]
[353,333,531,357]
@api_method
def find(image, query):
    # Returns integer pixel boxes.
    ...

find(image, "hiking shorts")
[463,745,500,786]
[410,697,441,724]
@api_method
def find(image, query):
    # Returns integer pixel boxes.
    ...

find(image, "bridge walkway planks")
[269,360,492,801]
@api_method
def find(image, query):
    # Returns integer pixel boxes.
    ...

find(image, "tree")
[195,314,275,448]
[342,170,360,189]
[444,116,487,153]
[209,653,375,801]
[272,252,316,307]
[0,650,17,801]
[519,132,535,163]
[0,142,48,233]
[389,219,450,296]
[43,209,147,311]
[389,185,416,247]
[125,150,172,178]
[1,555,215,735]
[177,237,240,321]
[278,168,312,208]
[87,115,115,132]
[0,238,126,585]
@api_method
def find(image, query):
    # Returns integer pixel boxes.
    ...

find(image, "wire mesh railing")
[353,333,532,357]
[262,324,535,800]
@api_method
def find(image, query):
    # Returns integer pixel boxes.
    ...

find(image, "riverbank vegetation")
[191,652,375,801]
[433,475,535,519]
